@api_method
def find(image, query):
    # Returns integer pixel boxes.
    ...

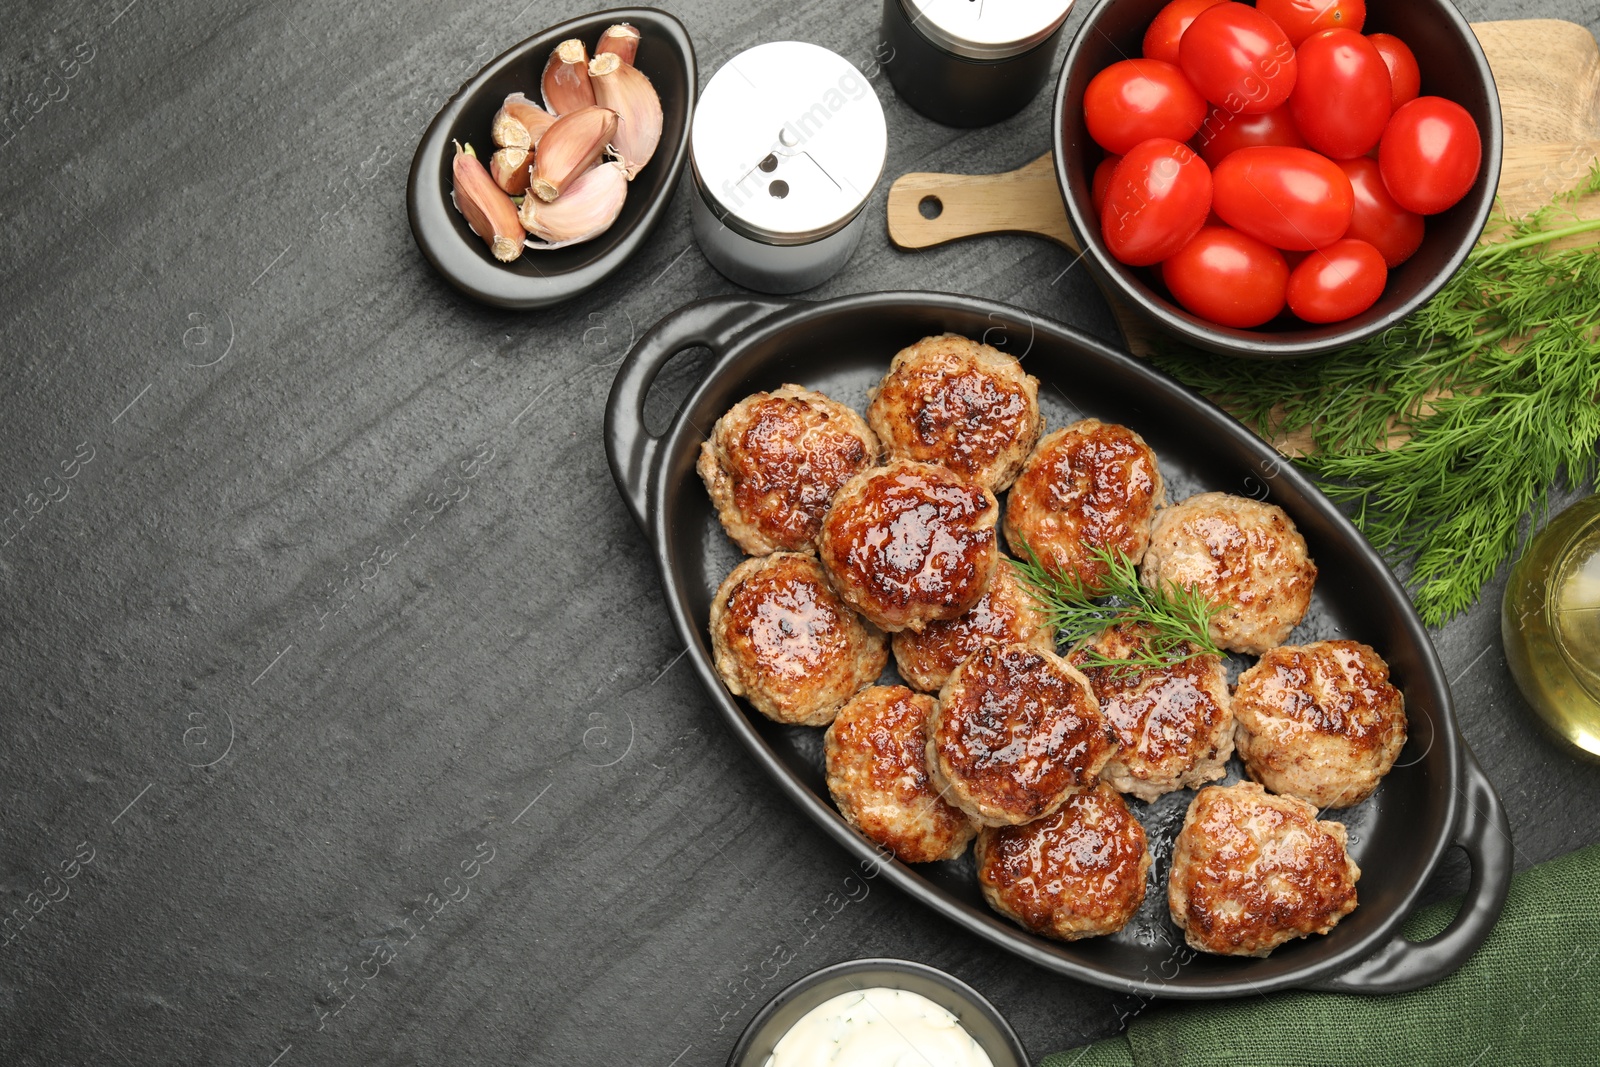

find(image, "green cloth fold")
[1041,844,1600,1067]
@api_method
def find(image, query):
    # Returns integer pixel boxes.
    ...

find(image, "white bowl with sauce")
[726,959,1028,1067]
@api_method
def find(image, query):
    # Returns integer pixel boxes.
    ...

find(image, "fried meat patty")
[1168,781,1360,957]
[977,782,1151,941]
[824,686,977,863]
[1069,622,1234,802]
[1234,640,1407,808]
[1004,420,1166,591]
[698,384,880,556]
[1141,492,1317,655]
[866,334,1043,492]
[929,642,1114,827]
[710,553,886,726]
[891,557,1055,694]
[819,460,999,633]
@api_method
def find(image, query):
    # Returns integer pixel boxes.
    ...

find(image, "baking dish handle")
[604,295,794,531]
[1308,744,1512,995]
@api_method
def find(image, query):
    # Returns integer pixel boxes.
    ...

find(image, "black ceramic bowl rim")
[1052,0,1505,359]
[725,958,1029,1067]
[405,8,696,309]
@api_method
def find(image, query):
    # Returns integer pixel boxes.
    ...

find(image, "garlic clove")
[492,110,530,150]
[451,141,524,262]
[542,39,596,116]
[493,93,554,150]
[490,146,532,195]
[530,105,617,202]
[520,160,629,249]
[588,53,662,180]
[595,23,640,66]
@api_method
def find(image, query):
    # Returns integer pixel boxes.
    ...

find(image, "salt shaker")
[689,42,888,294]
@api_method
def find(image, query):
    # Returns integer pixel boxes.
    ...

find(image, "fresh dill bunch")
[1152,162,1600,627]
[1008,542,1225,670]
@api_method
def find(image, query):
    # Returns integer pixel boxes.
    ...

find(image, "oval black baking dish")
[407,8,695,309]
[604,291,1512,997]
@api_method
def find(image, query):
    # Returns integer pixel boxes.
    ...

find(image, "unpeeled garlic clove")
[542,39,595,116]
[451,141,524,262]
[492,93,554,150]
[588,53,662,180]
[595,24,640,66]
[530,105,616,202]
[490,146,532,195]
[520,160,628,249]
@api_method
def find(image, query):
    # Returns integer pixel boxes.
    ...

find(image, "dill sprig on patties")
[1009,542,1225,671]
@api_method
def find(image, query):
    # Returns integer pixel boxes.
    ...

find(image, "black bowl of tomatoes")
[1054,0,1502,359]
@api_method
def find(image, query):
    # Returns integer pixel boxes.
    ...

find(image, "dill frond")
[1152,161,1600,627]
[1008,542,1225,670]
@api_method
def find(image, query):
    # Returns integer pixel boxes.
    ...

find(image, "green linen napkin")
[1041,844,1600,1067]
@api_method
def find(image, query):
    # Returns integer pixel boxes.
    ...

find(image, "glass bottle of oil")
[1502,495,1600,759]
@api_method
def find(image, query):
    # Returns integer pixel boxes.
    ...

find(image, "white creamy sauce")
[764,987,995,1067]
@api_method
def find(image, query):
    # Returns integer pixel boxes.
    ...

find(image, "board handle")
[886,153,1168,354]
[1308,744,1513,995]
[604,295,793,531]
[887,153,1080,252]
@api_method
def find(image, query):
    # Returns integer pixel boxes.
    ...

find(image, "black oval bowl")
[406,8,696,309]
[606,291,1512,998]
[727,959,1028,1067]
[1053,0,1503,359]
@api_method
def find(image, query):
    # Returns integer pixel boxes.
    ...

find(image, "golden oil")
[1503,495,1600,759]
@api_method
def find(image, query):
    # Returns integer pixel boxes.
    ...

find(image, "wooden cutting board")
[887,19,1600,361]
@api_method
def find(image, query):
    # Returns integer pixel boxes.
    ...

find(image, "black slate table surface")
[3,1,1597,1063]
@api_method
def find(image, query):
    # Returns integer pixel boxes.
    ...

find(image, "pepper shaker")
[689,42,888,294]
[881,0,1077,127]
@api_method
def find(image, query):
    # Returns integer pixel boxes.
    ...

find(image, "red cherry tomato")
[1212,146,1353,250]
[1367,33,1421,110]
[1101,138,1214,267]
[1179,3,1298,115]
[1092,156,1122,214]
[1162,226,1290,328]
[1286,238,1387,322]
[1338,157,1424,268]
[1084,59,1209,155]
[1256,0,1366,46]
[1290,30,1391,159]
[1194,102,1307,167]
[1379,97,1482,215]
[1142,0,1228,65]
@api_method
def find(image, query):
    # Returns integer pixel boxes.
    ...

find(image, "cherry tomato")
[1092,155,1122,214]
[1286,238,1387,322]
[1290,30,1391,159]
[1162,226,1290,328]
[1212,146,1353,250]
[1379,97,1482,215]
[1367,33,1421,110]
[1101,138,1214,267]
[1194,102,1307,168]
[1256,0,1366,46]
[1337,157,1424,268]
[1180,3,1298,115]
[1142,0,1228,65]
[1084,59,1209,155]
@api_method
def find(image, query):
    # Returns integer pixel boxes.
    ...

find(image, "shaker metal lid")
[691,42,888,246]
[901,0,1076,60]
